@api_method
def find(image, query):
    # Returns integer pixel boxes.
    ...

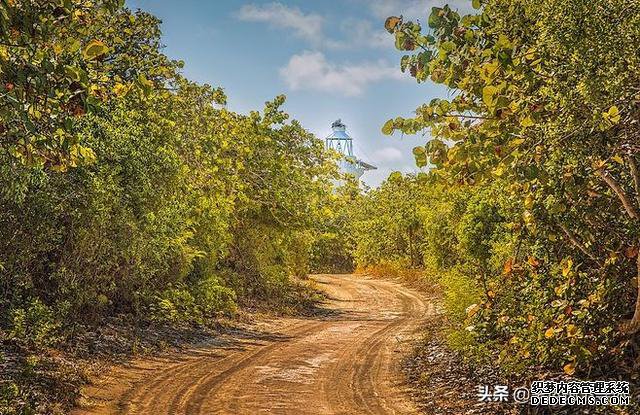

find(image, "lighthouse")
[325,119,376,181]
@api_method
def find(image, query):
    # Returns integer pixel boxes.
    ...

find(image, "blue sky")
[127,0,471,186]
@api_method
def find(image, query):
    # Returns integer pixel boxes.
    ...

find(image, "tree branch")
[621,244,640,334]
[627,155,640,209]
[557,222,603,267]
[596,169,639,220]
[442,112,496,121]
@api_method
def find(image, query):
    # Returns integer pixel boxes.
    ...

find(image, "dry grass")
[356,262,442,296]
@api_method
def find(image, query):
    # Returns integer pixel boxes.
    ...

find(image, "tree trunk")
[621,249,640,334]
[598,165,640,334]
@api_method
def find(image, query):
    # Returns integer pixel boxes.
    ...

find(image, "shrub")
[9,300,60,348]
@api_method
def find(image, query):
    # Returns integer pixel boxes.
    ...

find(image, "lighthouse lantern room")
[325,119,376,181]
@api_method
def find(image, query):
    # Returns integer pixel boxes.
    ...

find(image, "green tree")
[351,173,426,268]
[381,0,640,376]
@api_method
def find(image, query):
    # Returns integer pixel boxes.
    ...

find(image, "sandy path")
[73,274,432,415]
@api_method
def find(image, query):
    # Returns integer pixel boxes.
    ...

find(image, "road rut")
[73,274,432,415]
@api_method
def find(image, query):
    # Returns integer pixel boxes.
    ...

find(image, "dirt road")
[73,274,432,415]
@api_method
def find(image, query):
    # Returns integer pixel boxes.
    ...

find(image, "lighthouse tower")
[325,119,376,181]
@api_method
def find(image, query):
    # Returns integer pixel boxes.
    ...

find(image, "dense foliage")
[358,0,640,382]
[0,2,337,412]
[4,0,639,412]
[309,178,360,273]
[351,173,425,269]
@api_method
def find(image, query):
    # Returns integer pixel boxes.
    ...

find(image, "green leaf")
[400,55,410,72]
[520,115,535,128]
[464,29,475,42]
[381,119,394,135]
[472,0,482,10]
[389,171,403,181]
[441,41,456,52]
[428,7,442,28]
[137,74,153,96]
[83,40,109,61]
[482,85,498,109]
[394,32,405,50]
[606,105,620,124]
[64,65,82,82]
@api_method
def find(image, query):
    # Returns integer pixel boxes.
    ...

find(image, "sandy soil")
[72,274,433,415]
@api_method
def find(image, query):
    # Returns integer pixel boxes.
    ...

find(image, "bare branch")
[627,155,640,208]
[557,222,603,267]
[596,169,639,220]
[621,247,640,334]
[442,113,496,120]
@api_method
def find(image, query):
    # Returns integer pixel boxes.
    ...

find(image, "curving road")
[73,274,432,415]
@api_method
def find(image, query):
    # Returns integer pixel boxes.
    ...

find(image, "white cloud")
[236,1,474,53]
[279,51,404,97]
[237,3,325,44]
[236,3,397,50]
[367,0,473,21]
[373,146,404,163]
[337,18,392,49]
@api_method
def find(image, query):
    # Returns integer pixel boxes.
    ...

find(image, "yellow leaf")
[520,115,535,128]
[612,154,624,165]
[381,119,394,135]
[510,138,525,146]
[544,327,555,338]
[562,258,573,277]
[83,40,109,61]
[606,105,620,124]
[482,85,499,109]
[113,82,130,97]
[523,47,537,61]
[563,362,576,375]
[523,210,534,225]
[605,251,619,265]
[524,194,534,209]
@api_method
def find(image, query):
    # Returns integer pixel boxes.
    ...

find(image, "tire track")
[73,274,430,415]
[323,279,426,415]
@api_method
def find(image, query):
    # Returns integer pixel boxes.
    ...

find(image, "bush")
[192,276,237,317]
[0,2,337,413]
[9,300,60,348]
[440,267,481,325]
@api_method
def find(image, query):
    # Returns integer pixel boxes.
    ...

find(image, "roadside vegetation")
[0,2,344,413]
[345,0,640,406]
[3,0,640,414]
